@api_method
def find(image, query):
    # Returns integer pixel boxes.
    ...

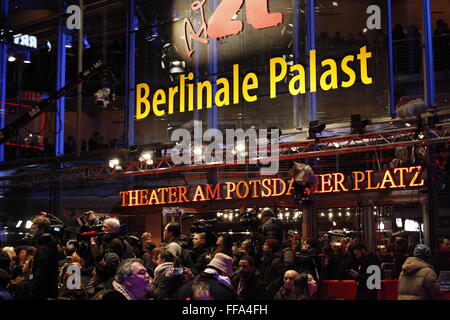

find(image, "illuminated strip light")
[5,143,44,150]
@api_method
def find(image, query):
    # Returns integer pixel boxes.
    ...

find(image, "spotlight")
[108,158,120,168]
[141,151,152,160]
[16,220,23,228]
[350,114,371,134]
[94,88,114,108]
[25,220,33,229]
[308,120,326,139]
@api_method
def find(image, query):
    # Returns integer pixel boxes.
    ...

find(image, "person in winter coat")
[431,237,450,277]
[231,256,267,300]
[101,258,152,300]
[152,250,187,300]
[29,216,59,300]
[398,244,443,300]
[274,270,308,300]
[336,244,358,280]
[260,239,286,299]
[346,242,380,300]
[189,232,211,275]
[86,253,120,299]
[176,253,238,300]
[90,218,124,262]
[260,209,285,243]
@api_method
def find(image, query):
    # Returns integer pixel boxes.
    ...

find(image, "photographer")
[260,208,285,243]
[90,218,125,262]
[29,216,59,300]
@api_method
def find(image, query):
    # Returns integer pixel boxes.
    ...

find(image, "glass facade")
[431,0,450,106]
[1,0,444,160]
[315,0,389,123]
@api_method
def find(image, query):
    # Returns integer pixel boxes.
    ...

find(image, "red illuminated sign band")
[120,166,425,207]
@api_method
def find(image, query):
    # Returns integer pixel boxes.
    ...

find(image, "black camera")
[77,224,104,241]
[239,207,260,230]
[191,218,217,233]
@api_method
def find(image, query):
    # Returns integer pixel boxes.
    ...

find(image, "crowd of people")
[0,209,449,301]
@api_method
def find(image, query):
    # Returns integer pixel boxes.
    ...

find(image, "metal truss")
[1,124,450,188]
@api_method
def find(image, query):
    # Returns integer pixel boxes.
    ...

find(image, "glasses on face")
[128,269,149,277]
[284,277,295,280]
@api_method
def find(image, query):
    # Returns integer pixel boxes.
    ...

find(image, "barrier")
[322,280,357,300]
[378,280,398,300]
[323,280,399,300]
[323,279,450,300]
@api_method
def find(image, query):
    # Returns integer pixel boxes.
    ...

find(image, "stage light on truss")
[108,158,120,168]
[350,114,371,134]
[308,120,326,139]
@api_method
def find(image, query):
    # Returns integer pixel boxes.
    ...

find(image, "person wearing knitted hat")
[398,244,443,300]
[176,253,238,300]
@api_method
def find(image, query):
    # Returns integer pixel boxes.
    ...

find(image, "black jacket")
[261,218,285,243]
[231,271,268,300]
[324,255,346,280]
[90,233,124,262]
[259,251,285,299]
[176,272,239,300]
[336,254,359,280]
[30,233,59,300]
[431,251,450,277]
[189,247,211,275]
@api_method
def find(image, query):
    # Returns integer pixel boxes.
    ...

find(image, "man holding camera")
[90,218,125,262]
[29,216,59,300]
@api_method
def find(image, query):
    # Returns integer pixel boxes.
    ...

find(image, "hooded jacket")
[398,257,443,300]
